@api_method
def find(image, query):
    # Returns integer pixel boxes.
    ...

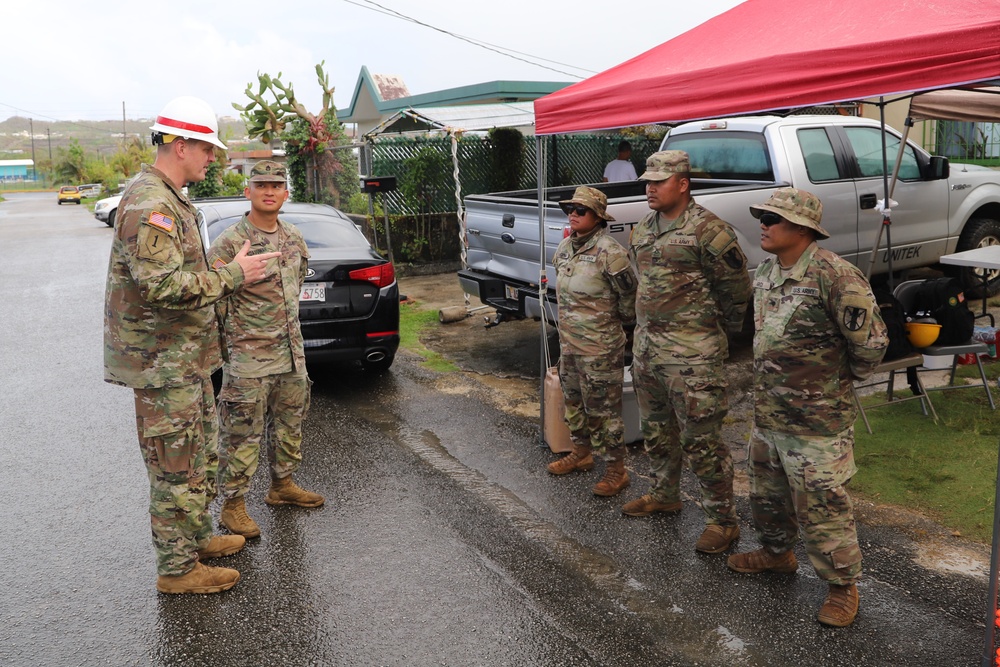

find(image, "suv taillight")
[349,262,395,288]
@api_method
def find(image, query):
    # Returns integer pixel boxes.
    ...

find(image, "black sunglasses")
[561,204,592,216]
[759,212,785,227]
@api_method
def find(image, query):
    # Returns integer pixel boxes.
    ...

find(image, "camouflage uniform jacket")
[629,199,750,365]
[753,242,888,435]
[208,214,309,378]
[554,227,636,356]
[103,165,244,389]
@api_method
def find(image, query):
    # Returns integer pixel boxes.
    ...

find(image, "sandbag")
[543,367,574,453]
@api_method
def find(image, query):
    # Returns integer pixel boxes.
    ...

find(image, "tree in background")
[108,136,153,183]
[54,139,86,184]
[234,61,358,207]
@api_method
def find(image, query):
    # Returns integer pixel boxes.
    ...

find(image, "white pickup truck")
[458,114,1000,326]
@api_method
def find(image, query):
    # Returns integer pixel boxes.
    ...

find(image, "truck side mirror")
[928,155,949,181]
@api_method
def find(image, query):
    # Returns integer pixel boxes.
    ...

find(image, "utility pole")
[29,118,36,183]
[47,129,52,162]
[122,101,126,149]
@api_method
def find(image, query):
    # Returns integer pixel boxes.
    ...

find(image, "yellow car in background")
[57,186,81,205]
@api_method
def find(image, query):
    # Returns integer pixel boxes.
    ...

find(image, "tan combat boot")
[592,457,630,497]
[621,494,683,517]
[726,547,799,574]
[156,563,240,594]
[198,533,246,559]
[265,476,325,508]
[221,497,261,538]
[546,444,594,475]
[817,583,859,627]
[695,524,740,554]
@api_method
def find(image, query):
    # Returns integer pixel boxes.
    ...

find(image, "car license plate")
[505,284,518,301]
[300,284,325,302]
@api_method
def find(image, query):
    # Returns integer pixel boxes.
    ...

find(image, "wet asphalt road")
[0,191,994,666]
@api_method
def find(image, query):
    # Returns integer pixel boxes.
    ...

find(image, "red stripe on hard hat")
[156,116,214,135]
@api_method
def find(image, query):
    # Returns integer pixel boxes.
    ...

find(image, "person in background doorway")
[546,186,637,498]
[603,141,638,182]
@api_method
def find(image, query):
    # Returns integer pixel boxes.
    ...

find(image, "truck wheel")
[106,209,116,228]
[954,217,1000,297]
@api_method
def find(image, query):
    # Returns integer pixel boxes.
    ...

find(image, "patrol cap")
[248,160,287,183]
[559,186,615,222]
[638,150,690,181]
[749,187,830,240]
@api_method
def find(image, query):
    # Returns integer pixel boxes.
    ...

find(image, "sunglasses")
[758,212,786,227]
[561,204,593,216]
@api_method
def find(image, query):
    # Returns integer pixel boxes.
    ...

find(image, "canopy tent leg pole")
[983,440,1000,667]
[866,108,913,282]
[880,99,895,289]
[537,136,550,448]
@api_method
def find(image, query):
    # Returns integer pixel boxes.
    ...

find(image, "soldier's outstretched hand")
[234,240,281,285]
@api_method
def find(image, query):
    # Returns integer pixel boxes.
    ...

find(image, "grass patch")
[853,359,1000,542]
[399,301,459,373]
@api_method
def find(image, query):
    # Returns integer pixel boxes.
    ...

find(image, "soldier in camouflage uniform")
[727,187,888,628]
[623,150,751,556]
[210,161,324,541]
[547,186,637,497]
[104,96,280,594]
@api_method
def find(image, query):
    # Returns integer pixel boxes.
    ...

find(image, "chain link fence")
[369,133,664,215]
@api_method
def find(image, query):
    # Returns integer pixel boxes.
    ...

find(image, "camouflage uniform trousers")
[747,425,862,585]
[559,352,626,459]
[133,378,219,576]
[632,358,737,526]
[217,369,311,499]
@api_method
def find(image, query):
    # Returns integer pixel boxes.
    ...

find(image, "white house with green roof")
[337,66,571,136]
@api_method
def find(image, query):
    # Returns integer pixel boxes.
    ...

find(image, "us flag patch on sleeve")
[147,211,175,233]
[212,258,227,270]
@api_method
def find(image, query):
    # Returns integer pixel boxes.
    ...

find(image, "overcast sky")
[1,0,744,124]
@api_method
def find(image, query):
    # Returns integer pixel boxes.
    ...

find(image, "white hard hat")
[150,96,227,149]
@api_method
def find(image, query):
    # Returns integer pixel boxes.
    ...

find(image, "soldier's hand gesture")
[234,240,281,285]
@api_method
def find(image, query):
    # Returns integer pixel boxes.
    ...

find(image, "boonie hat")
[248,160,287,183]
[749,187,830,239]
[639,150,690,181]
[559,186,615,222]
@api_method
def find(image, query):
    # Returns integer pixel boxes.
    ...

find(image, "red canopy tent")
[534,0,1000,134]
[531,2,1000,663]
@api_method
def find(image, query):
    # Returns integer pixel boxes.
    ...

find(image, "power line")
[342,0,595,79]
[0,101,125,135]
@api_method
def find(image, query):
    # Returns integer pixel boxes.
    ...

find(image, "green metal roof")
[338,65,571,123]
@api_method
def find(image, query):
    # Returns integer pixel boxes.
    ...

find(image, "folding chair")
[893,280,996,409]
[851,353,938,434]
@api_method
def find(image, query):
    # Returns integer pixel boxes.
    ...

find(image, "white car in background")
[78,183,103,199]
[94,194,123,227]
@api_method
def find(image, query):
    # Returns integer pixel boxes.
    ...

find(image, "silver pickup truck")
[459,115,1000,325]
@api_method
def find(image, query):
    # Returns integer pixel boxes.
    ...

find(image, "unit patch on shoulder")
[843,306,867,332]
[147,211,175,233]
